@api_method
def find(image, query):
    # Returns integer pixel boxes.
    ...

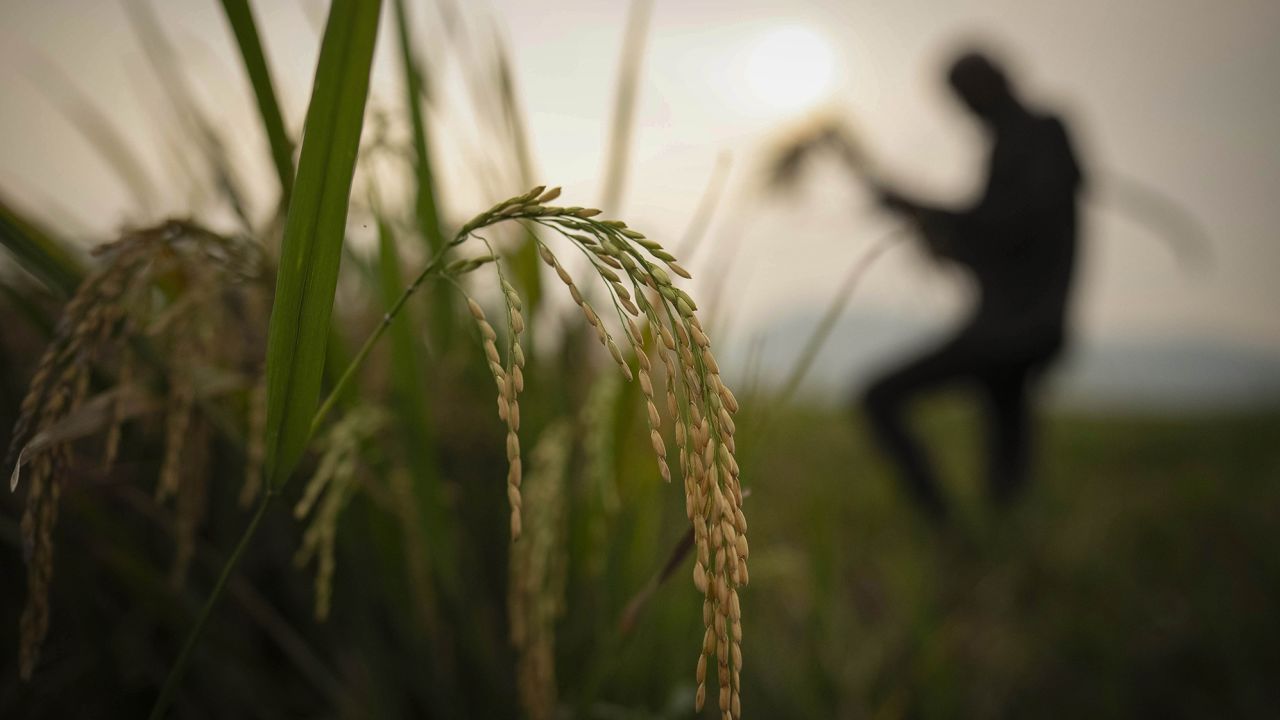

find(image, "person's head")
[947,50,1018,124]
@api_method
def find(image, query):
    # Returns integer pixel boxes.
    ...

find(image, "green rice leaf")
[219,0,295,208]
[0,194,84,298]
[262,0,383,487]
[393,0,455,346]
[393,0,443,254]
[124,0,253,229]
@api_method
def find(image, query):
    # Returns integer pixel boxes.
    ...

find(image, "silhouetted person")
[860,50,1084,522]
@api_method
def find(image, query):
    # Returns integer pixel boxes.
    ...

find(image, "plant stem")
[774,230,904,406]
[310,249,452,438]
[149,491,273,720]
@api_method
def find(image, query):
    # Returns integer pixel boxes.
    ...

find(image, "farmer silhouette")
[861,49,1084,521]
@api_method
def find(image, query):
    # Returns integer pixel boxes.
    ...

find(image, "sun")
[744,25,837,114]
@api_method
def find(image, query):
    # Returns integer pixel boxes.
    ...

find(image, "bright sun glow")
[745,25,836,113]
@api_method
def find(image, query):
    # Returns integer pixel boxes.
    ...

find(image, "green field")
[735,400,1280,718]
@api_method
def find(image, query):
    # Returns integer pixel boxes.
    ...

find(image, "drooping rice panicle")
[294,408,384,620]
[456,285,526,540]
[6,220,266,677]
[445,187,749,718]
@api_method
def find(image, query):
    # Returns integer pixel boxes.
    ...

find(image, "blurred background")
[1,0,1278,717]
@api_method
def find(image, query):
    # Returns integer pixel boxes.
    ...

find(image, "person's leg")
[859,340,975,522]
[979,363,1034,505]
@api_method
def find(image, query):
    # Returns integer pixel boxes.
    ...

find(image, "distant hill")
[727,308,1280,411]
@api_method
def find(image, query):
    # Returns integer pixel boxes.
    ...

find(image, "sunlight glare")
[745,25,836,114]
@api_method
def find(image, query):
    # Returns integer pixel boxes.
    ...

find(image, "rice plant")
[1,1,749,717]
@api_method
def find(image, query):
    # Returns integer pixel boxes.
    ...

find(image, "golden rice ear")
[293,408,385,621]
[478,188,748,717]
[343,186,749,717]
[455,277,527,542]
[8,221,268,679]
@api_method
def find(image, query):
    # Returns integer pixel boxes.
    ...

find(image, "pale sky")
[2,0,1278,363]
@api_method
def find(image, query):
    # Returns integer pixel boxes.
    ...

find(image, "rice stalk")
[490,34,545,315]
[124,0,253,230]
[294,407,384,620]
[599,0,654,214]
[212,179,751,715]
[508,421,571,720]
[673,151,732,261]
[374,209,459,591]
[773,229,904,407]
[393,0,456,348]
[580,373,623,578]
[218,0,295,208]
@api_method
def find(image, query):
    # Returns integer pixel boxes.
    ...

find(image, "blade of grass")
[774,229,904,406]
[0,194,84,298]
[492,38,544,314]
[599,0,654,214]
[263,0,383,487]
[147,493,270,720]
[0,282,56,336]
[218,0,295,208]
[673,151,732,261]
[375,213,459,596]
[148,3,382,716]
[394,0,444,254]
[123,0,253,229]
[393,0,455,347]
[494,39,536,192]
[25,54,158,215]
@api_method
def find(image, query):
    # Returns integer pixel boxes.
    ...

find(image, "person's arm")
[878,119,1081,268]
[871,183,968,262]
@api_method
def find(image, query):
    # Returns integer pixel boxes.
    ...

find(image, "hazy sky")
[2,0,1278,358]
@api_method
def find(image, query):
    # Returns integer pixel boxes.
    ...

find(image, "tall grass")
[0,197,83,299]
[218,0,295,207]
